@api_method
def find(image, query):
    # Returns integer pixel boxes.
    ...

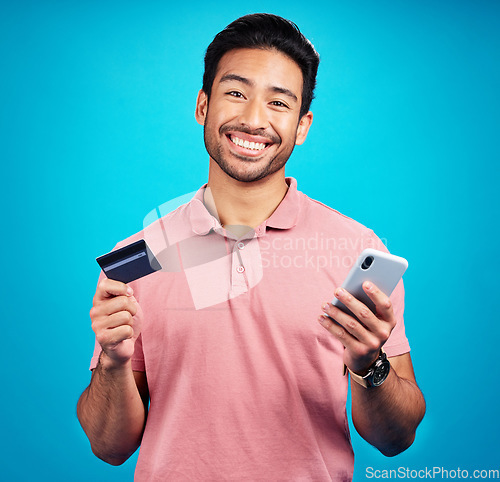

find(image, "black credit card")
[96,239,162,283]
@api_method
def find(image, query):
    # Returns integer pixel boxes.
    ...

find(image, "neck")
[204,159,289,233]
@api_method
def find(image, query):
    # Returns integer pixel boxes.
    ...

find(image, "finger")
[321,302,379,347]
[333,288,393,343]
[318,312,384,373]
[334,287,379,328]
[106,310,135,329]
[362,282,396,325]
[317,313,364,352]
[90,296,138,326]
[97,324,134,349]
[91,309,134,335]
[94,278,133,302]
[97,295,138,317]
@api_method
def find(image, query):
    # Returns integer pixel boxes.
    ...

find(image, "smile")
[229,135,268,151]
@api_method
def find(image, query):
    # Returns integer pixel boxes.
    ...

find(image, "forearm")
[77,355,146,465]
[351,368,426,456]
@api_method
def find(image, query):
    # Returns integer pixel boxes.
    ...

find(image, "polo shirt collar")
[188,196,220,236]
[188,177,301,235]
[265,177,300,230]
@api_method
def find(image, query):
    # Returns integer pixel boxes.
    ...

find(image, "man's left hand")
[318,281,396,375]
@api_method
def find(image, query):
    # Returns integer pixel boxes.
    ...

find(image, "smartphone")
[332,248,408,316]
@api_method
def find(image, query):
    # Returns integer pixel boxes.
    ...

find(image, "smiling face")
[195,48,313,183]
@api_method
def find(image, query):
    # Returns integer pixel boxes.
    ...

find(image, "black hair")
[202,13,320,119]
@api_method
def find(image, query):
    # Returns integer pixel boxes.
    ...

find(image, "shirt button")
[236,265,245,273]
[237,242,245,250]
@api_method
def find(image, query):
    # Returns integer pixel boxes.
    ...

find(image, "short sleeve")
[384,278,410,357]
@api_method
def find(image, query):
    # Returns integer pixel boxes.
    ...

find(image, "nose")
[238,98,269,131]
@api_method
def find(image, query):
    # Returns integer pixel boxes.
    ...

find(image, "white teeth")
[230,135,266,151]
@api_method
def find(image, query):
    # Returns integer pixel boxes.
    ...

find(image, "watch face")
[372,360,391,386]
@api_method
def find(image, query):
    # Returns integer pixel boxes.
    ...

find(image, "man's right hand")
[90,278,140,368]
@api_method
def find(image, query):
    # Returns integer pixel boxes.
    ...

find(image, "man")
[77,13,425,481]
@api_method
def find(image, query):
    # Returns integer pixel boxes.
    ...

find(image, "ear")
[295,111,313,145]
[195,89,208,126]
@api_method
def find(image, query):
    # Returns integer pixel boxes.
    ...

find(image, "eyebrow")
[219,74,298,103]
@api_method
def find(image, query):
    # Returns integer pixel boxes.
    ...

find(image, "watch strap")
[348,367,371,388]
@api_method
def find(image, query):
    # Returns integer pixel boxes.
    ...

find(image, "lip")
[226,130,273,145]
[225,132,275,158]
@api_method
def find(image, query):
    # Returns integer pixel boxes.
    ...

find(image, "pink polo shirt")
[90,178,409,481]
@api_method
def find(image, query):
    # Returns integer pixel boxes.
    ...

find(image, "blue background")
[1,0,499,480]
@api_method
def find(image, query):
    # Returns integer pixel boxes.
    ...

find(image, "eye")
[226,91,244,98]
[270,100,289,109]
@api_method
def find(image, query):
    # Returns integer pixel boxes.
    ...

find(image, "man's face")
[196,48,312,183]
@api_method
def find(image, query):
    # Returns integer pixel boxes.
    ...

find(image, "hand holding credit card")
[96,239,162,283]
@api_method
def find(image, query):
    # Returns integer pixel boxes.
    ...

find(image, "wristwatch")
[348,349,391,388]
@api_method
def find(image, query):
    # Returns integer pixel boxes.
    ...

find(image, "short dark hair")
[202,13,320,119]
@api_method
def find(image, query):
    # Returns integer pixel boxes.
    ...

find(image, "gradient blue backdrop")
[1,0,499,480]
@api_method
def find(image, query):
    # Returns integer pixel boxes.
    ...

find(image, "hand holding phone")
[319,248,408,377]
